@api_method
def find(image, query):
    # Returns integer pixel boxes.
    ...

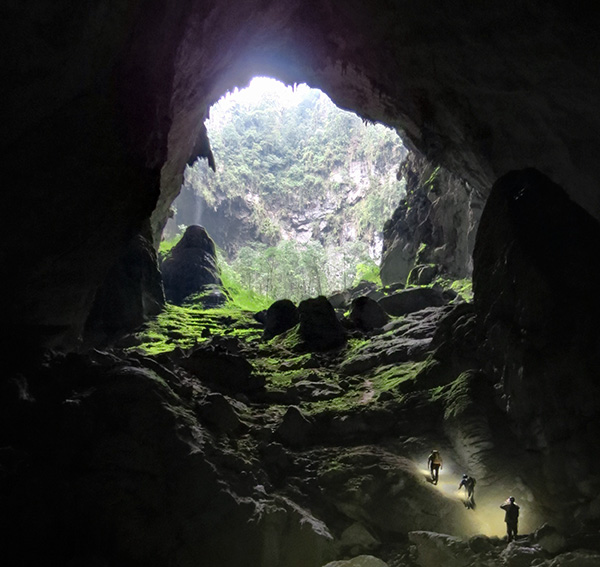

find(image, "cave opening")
[162,76,410,306]
[6,3,600,565]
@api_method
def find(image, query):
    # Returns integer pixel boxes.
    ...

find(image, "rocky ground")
[2,283,600,566]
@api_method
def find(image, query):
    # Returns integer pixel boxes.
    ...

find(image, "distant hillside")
[166,79,407,261]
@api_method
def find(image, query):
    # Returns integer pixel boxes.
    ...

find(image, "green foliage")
[370,361,429,392]
[159,233,182,260]
[178,78,406,251]
[219,239,377,303]
[353,261,381,286]
[218,253,272,311]
[447,278,473,302]
[430,276,473,302]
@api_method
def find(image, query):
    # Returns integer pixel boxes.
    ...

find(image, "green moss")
[270,325,303,351]
[430,371,477,420]
[423,165,441,190]
[415,242,429,264]
[447,278,473,302]
[129,303,263,355]
[301,391,363,415]
[370,361,429,392]
[343,337,371,360]
[159,234,182,262]
[407,274,473,303]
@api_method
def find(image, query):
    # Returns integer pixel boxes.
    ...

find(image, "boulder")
[378,287,446,317]
[328,282,382,311]
[292,379,344,401]
[161,225,225,306]
[534,524,567,554]
[408,264,438,286]
[322,556,388,567]
[349,297,389,332]
[328,290,352,309]
[264,299,299,339]
[467,534,494,554]
[196,393,242,432]
[408,531,473,567]
[298,296,347,351]
[499,542,546,567]
[275,406,313,447]
[181,347,262,393]
[339,523,380,555]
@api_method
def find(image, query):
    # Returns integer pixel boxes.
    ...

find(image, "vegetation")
[130,303,263,355]
[181,80,404,242]
[166,79,405,282]
[223,239,379,303]
[159,232,380,305]
[159,78,409,303]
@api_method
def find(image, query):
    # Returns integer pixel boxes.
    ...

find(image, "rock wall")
[380,153,483,285]
[473,168,600,519]
[84,223,165,345]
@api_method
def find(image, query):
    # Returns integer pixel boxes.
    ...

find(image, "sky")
[206,77,324,130]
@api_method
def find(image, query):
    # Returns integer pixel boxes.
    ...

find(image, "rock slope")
[5,285,596,566]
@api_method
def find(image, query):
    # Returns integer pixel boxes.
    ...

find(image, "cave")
[3,2,600,566]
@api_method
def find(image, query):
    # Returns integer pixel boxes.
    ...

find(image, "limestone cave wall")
[380,152,484,285]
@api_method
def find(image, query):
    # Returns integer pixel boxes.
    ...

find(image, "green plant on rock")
[370,361,429,393]
[129,303,263,356]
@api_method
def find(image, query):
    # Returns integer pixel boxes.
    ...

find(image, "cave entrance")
[163,77,407,305]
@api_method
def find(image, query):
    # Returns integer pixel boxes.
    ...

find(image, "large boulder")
[298,296,347,351]
[264,299,299,339]
[196,392,243,433]
[323,557,388,567]
[349,296,389,332]
[408,532,473,567]
[161,225,226,306]
[408,264,438,286]
[275,405,314,447]
[180,346,263,393]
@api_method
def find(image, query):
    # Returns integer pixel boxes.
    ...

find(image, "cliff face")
[472,168,600,514]
[380,153,483,285]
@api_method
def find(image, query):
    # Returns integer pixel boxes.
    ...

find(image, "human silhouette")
[427,449,443,485]
[458,474,476,509]
[500,496,520,542]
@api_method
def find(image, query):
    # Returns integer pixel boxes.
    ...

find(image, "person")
[427,449,443,485]
[500,496,520,542]
[458,474,476,509]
